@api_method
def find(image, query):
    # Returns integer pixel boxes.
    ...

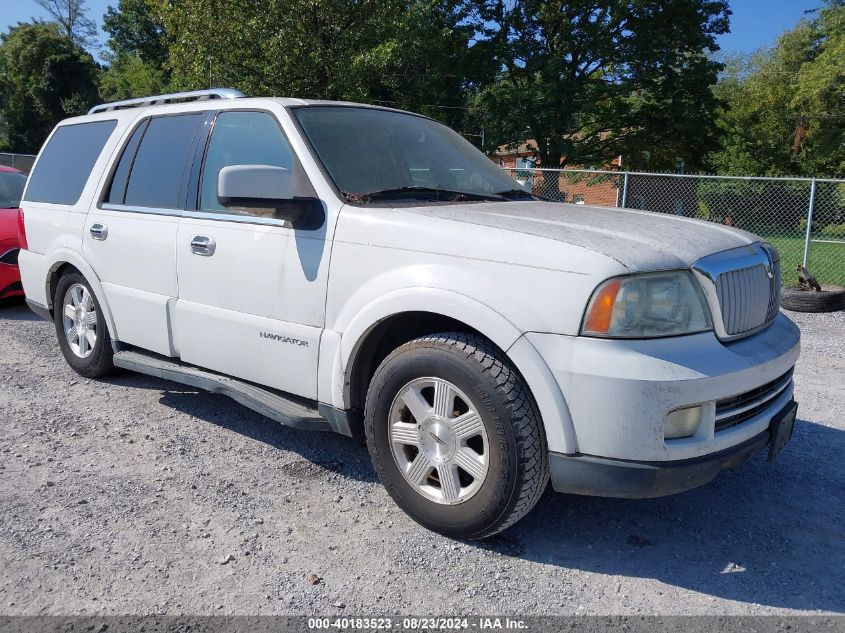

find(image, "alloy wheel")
[62,283,98,359]
[389,377,489,505]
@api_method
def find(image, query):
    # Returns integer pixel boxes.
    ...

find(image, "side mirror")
[217,164,323,228]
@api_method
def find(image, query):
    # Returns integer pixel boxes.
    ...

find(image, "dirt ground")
[0,301,842,616]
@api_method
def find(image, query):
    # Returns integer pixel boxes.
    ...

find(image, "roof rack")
[88,88,245,115]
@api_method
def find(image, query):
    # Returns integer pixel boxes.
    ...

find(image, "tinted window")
[105,119,148,204]
[0,171,27,209]
[293,107,518,199]
[24,121,117,205]
[200,111,295,213]
[124,114,202,208]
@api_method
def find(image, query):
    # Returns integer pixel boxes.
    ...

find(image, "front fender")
[326,286,577,454]
[338,286,523,372]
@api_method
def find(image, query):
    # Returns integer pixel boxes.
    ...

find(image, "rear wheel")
[364,332,549,539]
[54,272,114,378]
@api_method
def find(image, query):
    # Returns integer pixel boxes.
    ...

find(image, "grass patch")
[764,234,845,287]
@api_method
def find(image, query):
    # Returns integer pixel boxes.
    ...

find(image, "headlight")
[581,271,712,338]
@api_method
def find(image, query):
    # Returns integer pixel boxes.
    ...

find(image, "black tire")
[364,332,549,539]
[781,284,845,313]
[54,272,114,378]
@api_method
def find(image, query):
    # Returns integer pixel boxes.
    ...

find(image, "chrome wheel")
[389,377,489,505]
[62,283,98,359]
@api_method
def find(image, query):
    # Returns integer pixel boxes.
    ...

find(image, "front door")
[173,109,330,399]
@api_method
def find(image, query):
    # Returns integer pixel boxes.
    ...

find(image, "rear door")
[83,112,209,356]
[173,109,329,399]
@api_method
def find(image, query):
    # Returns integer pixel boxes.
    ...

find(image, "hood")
[407,201,759,271]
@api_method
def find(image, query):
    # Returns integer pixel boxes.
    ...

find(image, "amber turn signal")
[583,279,621,334]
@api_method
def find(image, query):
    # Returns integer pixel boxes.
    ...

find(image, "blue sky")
[718,0,824,52]
[3,0,113,59]
[1,0,828,61]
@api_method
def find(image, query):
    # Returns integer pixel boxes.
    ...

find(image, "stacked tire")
[781,285,845,313]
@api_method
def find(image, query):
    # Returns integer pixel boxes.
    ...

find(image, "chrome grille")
[692,243,781,341]
[715,368,793,432]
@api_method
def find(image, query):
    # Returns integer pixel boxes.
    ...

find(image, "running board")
[112,350,348,434]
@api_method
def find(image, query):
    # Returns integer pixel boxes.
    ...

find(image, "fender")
[324,286,578,454]
[43,248,120,344]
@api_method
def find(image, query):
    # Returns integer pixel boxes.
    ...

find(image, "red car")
[0,165,28,301]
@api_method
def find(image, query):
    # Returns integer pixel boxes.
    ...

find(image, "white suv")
[18,89,800,538]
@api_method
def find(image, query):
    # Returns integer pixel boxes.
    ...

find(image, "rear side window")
[24,120,117,205]
[105,119,148,205]
[124,114,202,209]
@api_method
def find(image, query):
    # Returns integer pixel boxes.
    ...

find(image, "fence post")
[620,172,629,208]
[802,178,816,268]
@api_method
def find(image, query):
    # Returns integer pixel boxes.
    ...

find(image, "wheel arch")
[333,288,577,453]
[43,250,119,343]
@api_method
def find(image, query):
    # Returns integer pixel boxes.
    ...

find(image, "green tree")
[153,0,472,126]
[99,53,165,101]
[99,0,169,101]
[102,0,167,68]
[792,5,845,175]
[0,22,99,153]
[464,0,729,170]
[708,2,845,177]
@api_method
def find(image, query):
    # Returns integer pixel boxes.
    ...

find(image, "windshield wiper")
[493,188,542,200]
[343,186,506,203]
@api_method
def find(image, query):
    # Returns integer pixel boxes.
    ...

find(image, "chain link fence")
[503,167,845,288]
[0,153,36,173]
[1,152,842,286]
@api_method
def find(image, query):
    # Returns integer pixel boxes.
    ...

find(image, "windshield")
[0,171,26,209]
[293,106,524,202]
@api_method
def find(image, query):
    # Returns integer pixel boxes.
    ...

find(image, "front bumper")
[527,313,801,465]
[548,424,774,498]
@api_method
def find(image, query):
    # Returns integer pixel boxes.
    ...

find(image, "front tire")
[364,332,549,539]
[54,272,114,378]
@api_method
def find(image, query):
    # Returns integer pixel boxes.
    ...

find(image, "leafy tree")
[99,53,165,101]
[153,0,472,126]
[99,0,168,101]
[708,3,845,177]
[0,22,99,153]
[34,0,98,48]
[792,5,845,175]
[708,27,816,176]
[464,0,729,170]
[102,0,167,68]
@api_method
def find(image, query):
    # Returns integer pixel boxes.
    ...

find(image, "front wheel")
[54,272,114,378]
[364,332,549,539]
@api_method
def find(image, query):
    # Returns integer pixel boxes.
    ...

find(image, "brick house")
[494,140,623,207]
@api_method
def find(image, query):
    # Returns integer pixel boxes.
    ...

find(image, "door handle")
[89,223,108,241]
[190,235,216,256]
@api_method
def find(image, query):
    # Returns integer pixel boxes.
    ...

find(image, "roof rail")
[88,88,245,115]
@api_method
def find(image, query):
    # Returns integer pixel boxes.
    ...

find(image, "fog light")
[664,406,702,439]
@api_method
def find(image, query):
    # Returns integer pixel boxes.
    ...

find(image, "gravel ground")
[0,301,842,616]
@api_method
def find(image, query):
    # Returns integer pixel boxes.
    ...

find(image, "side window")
[124,113,203,209]
[24,120,117,205]
[200,111,295,214]
[105,119,148,204]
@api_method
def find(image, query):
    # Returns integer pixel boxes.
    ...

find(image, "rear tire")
[364,332,549,539]
[54,272,114,378]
